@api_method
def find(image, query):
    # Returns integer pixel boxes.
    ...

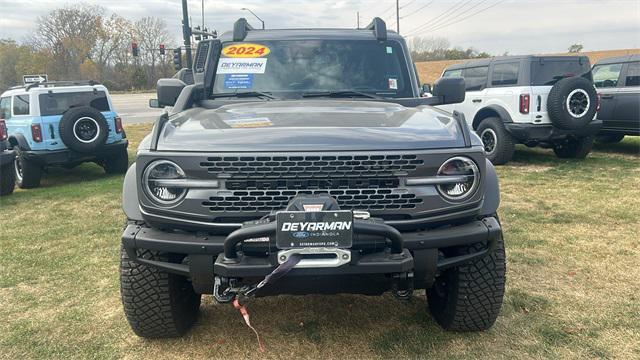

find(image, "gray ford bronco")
[120,18,506,339]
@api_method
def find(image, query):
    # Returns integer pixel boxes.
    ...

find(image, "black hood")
[157,100,466,152]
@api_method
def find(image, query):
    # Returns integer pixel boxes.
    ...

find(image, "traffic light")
[159,44,165,55]
[173,48,182,70]
[132,42,139,57]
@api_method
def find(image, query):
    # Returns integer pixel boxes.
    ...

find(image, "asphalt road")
[110,93,163,124]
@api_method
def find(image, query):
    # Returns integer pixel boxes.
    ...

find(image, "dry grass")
[0,123,639,359]
[416,48,640,83]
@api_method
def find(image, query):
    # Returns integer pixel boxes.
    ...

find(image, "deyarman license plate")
[276,210,353,249]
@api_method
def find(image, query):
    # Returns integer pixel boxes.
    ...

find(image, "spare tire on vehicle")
[59,106,109,153]
[547,76,597,130]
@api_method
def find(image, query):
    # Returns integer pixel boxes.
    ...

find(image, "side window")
[13,95,30,116]
[463,66,488,91]
[625,62,640,87]
[592,63,622,88]
[0,97,11,120]
[491,62,520,86]
[443,69,462,78]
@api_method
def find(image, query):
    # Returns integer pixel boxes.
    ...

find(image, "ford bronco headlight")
[143,160,187,206]
[436,157,479,201]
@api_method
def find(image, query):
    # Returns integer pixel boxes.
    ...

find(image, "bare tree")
[134,17,171,87]
[93,14,133,79]
[32,4,104,79]
[568,44,583,53]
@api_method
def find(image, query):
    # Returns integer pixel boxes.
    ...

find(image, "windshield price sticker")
[217,58,267,74]
[222,43,270,58]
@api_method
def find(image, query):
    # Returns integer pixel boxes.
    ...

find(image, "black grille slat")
[200,155,423,179]
[202,189,423,213]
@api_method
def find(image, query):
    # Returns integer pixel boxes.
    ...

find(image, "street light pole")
[240,7,265,29]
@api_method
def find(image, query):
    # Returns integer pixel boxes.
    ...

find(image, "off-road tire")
[103,149,129,174]
[14,149,42,189]
[547,77,598,130]
[120,246,201,338]
[427,229,506,331]
[0,162,16,196]
[553,136,594,159]
[476,117,515,165]
[596,133,625,143]
[59,106,109,153]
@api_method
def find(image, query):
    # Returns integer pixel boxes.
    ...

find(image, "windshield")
[39,91,110,116]
[212,40,413,98]
[531,59,592,86]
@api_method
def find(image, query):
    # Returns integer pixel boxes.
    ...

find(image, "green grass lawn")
[1,126,638,359]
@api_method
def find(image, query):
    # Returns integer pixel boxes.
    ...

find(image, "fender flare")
[472,105,513,130]
[480,159,500,216]
[122,163,143,221]
[8,133,31,151]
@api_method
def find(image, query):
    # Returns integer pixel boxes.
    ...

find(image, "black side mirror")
[149,99,160,108]
[432,77,465,105]
[156,78,186,107]
[421,83,432,95]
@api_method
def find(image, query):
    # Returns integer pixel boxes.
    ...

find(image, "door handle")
[472,99,482,103]
[600,94,614,99]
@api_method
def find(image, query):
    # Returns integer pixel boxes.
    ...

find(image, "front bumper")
[505,120,602,143]
[22,140,128,166]
[121,216,501,293]
[0,149,15,167]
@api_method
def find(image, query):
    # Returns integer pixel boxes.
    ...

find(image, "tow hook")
[391,272,414,300]
[213,276,236,303]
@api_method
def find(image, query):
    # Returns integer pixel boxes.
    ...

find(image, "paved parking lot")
[110,93,162,124]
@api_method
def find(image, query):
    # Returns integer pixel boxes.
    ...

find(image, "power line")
[403,0,471,36]
[419,0,490,31]
[401,0,435,19]
[412,0,510,36]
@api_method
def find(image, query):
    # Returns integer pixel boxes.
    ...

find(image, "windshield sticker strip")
[217,58,267,74]
[222,43,270,58]
[224,74,254,89]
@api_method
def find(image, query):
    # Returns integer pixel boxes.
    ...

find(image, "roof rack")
[365,17,387,41]
[11,80,101,91]
[233,18,254,41]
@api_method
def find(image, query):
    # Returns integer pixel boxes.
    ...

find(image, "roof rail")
[365,17,387,41]
[233,18,254,42]
[23,80,100,91]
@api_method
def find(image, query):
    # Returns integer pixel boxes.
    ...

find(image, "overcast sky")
[0,0,638,55]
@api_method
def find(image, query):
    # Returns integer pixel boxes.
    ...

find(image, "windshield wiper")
[210,91,278,100]
[301,90,383,99]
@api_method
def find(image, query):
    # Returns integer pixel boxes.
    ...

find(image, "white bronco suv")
[438,55,601,164]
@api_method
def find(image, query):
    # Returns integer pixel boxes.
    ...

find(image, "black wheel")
[120,245,201,338]
[59,106,109,153]
[0,161,16,196]
[427,228,506,331]
[14,149,42,189]
[476,117,515,165]
[547,77,598,130]
[553,136,594,159]
[103,149,129,174]
[596,133,625,143]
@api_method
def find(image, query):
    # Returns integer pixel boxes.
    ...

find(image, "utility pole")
[181,0,193,69]
[396,0,400,34]
[201,0,205,30]
[357,11,360,28]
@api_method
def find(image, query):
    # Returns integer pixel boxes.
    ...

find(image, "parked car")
[592,54,640,143]
[119,18,506,339]
[0,119,16,196]
[437,56,601,164]
[0,81,129,188]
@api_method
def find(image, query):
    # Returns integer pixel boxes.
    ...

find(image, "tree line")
[409,36,491,62]
[0,4,177,92]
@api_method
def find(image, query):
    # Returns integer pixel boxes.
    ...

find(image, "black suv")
[120,18,505,339]
[592,54,640,143]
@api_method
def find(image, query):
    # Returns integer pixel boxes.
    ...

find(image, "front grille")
[199,154,424,179]
[202,189,423,213]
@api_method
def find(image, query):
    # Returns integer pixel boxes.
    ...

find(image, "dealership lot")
[0,123,637,359]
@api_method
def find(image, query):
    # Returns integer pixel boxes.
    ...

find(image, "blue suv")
[0,81,129,188]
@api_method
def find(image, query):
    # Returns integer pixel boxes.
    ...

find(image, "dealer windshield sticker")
[386,46,393,54]
[388,78,398,90]
[223,117,273,128]
[222,43,270,58]
[217,58,267,74]
[224,74,253,89]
